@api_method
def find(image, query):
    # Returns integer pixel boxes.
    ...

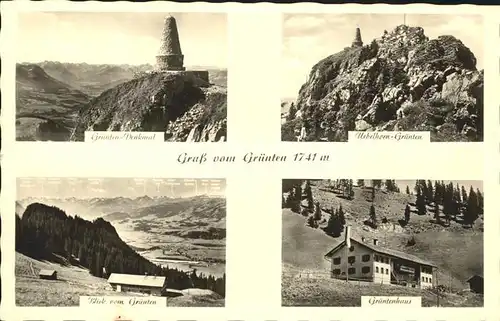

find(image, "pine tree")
[385,179,394,192]
[357,179,365,187]
[313,201,322,221]
[307,215,318,228]
[286,102,296,121]
[433,181,440,206]
[414,181,420,194]
[338,205,346,226]
[461,186,468,206]
[406,185,410,195]
[443,182,453,225]
[464,186,479,228]
[304,180,314,212]
[427,180,434,204]
[372,180,383,189]
[326,211,342,237]
[291,185,302,213]
[416,187,427,216]
[404,204,411,223]
[369,204,378,228]
[476,188,484,215]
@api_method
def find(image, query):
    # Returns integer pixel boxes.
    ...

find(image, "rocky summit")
[282,25,484,142]
[70,71,227,142]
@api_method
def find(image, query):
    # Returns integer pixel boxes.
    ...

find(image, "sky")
[17,178,226,199]
[281,14,484,99]
[16,12,227,68]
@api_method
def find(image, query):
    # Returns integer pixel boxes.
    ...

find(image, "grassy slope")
[16,252,115,306]
[282,180,483,306]
[16,252,223,307]
[282,209,334,272]
[16,64,90,141]
[282,277,483,307]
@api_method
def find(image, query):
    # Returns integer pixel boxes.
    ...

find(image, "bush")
[406,236,416,246]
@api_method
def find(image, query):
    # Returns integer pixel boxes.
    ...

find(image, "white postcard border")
[0,1,499,321]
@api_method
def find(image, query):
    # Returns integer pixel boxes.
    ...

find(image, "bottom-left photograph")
[15,177,226,307]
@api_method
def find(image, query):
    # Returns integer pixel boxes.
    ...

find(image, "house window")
[429,278,432,283]
[362,254,370,262]
[362,266,370,274]
[333,257,341,265]
[348,256,356,264]
[332,269,341,275]
[374,255,379,262]
[349,246,355,252]
[376,267,379,273]
[385,268,389,274]
[348,268,355,275]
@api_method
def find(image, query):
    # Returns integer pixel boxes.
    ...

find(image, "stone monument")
[351,27,363,47]
[156,15,186,71]
[155,15,209,83]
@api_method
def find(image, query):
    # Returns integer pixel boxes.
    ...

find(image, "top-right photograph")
[281,14,484,142]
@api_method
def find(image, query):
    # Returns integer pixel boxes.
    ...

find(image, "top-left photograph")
[15,12,228,142]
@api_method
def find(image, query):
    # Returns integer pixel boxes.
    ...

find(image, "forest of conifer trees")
[15,202,225,297]
[282,179,484,236]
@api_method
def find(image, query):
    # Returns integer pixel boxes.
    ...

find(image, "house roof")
[467,274,484,282]
[39,269,57,276]
[107,273,166,288]
[325,237,437,267]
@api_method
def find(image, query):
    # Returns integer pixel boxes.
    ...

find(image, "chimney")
[345,225,351,248]
[373,239,379,246]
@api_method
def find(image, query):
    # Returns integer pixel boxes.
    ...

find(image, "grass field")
[281,275,483,307]
[16,252,115,306]
[16,252,224,307]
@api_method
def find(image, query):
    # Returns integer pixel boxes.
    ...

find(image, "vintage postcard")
[1,1,498,321]
[15,177,226,307]
[281,14,484,142]
[15,12,227,142]
[282,179,484,307]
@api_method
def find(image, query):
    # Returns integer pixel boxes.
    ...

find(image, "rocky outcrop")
[282,25,483,142]
[69,71,227,142]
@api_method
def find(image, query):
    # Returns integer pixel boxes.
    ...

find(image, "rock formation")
[69,15,226,142]
[281,25,483,142]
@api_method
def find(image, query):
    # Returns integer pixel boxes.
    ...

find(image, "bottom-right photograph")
[281,179,484,307]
